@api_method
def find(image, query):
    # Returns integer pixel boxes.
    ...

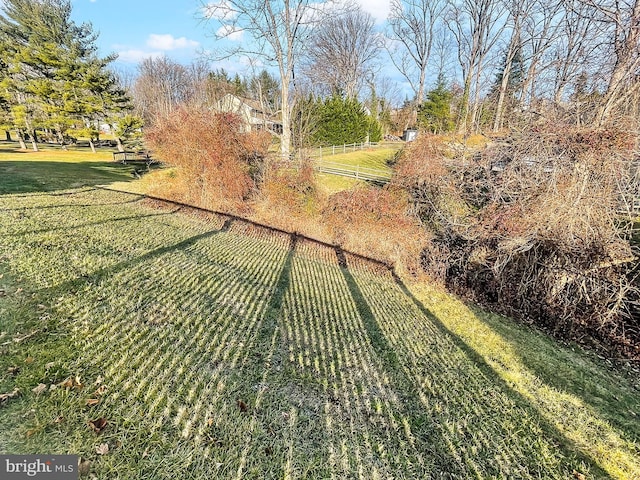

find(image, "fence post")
[343,144,346,153]
[332,145,335,155]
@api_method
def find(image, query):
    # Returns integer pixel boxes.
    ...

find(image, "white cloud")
[116,49,163,63]
[146,34,199,50]
[203,0,238,21]
[352,0,390,24]
[216,25,244,41]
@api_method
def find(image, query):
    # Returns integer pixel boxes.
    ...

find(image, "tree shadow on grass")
[0,196,143,212]
[0,209,181,239]
[336,248,611,478]
[466,304,640,445]
[0,160,135,195]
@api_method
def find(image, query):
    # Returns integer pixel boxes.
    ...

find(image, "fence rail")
[314,161,391,184]
[299,142,381,161]
[113,151,153,164]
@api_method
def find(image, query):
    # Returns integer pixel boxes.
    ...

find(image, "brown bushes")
[398,129,640,358]
[253,161,324,234]
[145,107,270,213]
[322,186,426,273]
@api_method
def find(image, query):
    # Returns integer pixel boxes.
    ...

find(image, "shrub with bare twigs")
[396,128,640,358]
[145,106,270,213]
[322,185,427,273]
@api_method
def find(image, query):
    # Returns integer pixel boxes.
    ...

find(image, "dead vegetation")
[395,128,640,358]
[144,109,640,359]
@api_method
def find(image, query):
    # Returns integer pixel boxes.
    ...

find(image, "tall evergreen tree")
[0,0,131,150]
[312,95,379,146]
[418,75,454,134]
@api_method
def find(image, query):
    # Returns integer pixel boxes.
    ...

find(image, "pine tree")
[418,74,454,134]
[312,95,374,146]
[0,0,131,150]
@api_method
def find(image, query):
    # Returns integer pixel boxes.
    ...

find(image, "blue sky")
[68,0,419,102]
[70,0,394,74]
[70,1,209,68]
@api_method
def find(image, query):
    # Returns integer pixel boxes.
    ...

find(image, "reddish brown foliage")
[323,186,426,273]
[400,128,639,359]
[254,161,322,233]
[145,107,270,212]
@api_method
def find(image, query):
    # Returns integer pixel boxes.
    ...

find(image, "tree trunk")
[596,0,640,124]
[88,138,96,153]
[116,137,125,152]
[493,29,519,132]
[279,68,291,158]
[16,130,26,150]
[458,74,473,134]
[5,131,11,141]
[26,124,38,151]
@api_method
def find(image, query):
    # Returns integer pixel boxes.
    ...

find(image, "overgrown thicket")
[144,106,422,269]
[144,104,639,358]
[395,129,640,358]
[145,107,270,213]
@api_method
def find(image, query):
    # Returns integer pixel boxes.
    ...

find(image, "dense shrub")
[254,161,322,232]
[396,128,640,358]
[145,106,270,212]
[312,94,380,146]
[322,185,426,273]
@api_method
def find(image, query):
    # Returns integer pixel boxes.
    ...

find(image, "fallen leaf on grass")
[45,362,55,370]
[85,398,100,407]
[59,376,83,390]
[88,417,107,434]
[78,458,91,477]
[573,471,586,480]
[7,366,20,375]
[32,383,47,396]
[24,356,34,364]
[94,376,103,386]
[237,399,248,413]
[93,385,107,396]
[95,443,109,455]
[0,388,20,405]
[54,416,65,424]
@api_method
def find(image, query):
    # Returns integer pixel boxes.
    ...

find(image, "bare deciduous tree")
[303,5,380,98]
[580,0,640,122]
[388,0,447,120]
[133,56,192,124]
[202,0,324,156]
[447,0,507,133]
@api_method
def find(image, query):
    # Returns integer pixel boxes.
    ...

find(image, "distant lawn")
[310,144,400,195]
[0,148,638,479]
[0,141,134,194]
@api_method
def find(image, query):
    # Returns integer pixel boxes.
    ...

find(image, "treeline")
[0,0,138,152]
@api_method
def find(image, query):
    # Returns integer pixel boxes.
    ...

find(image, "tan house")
[215,94,282,135]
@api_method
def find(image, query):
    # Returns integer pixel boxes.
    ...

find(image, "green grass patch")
[314,145,399,171]
[0,141,134,194]
[0,183,638,478]
[311,145,400,195]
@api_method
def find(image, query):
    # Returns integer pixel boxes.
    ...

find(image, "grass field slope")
[0,155,639,478]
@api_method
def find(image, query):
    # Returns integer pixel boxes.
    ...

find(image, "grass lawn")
[0,153,639,479]
[0,141,135,194]
[311,145,399,195]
